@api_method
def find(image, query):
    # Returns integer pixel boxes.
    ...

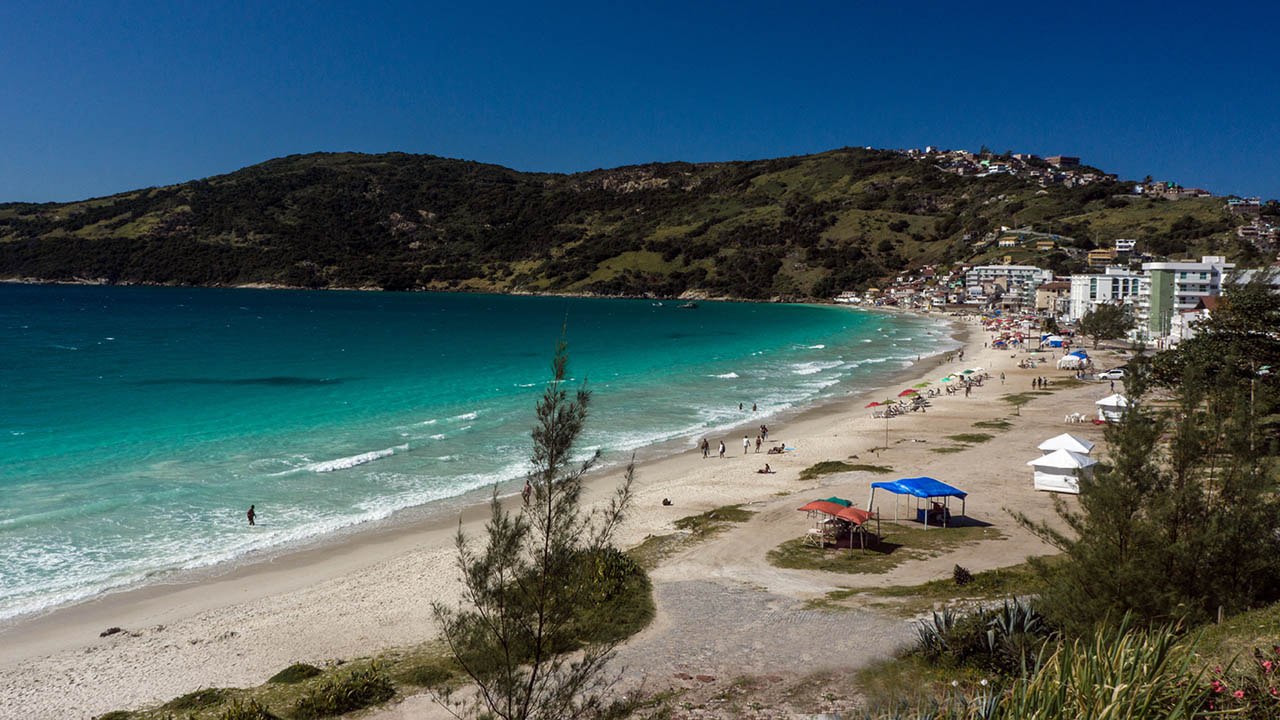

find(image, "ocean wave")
[306,444,408,473]
[449,411,479,421]
[711,372,739,379]
[791,360,842,376]
[429,433,446,440]
[420,418,438,425]
[807,344,825,349]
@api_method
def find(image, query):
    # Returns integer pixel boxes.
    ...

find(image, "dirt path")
[614,579,914,684]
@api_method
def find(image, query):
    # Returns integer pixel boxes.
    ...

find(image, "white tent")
[1095,394,1130,422]
[1057,354,1091,370]
[1026,449,1098,494]
[1038,433,1095,455]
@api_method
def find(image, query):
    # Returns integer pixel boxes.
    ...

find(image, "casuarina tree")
[432,337,638,720]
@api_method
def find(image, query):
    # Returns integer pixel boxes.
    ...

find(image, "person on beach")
[755,435,762,453]
[743,435,750,454]
[761,424,768,440]
[700,437,709,458]
[756,463,772,474]
[739,402,743,411]
[522,480,532,506]
[246,505,256,526]
[718,440,726,458]
[1000,371,1005,385]
[752,402,757,412]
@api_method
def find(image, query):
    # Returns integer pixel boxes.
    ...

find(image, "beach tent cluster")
[1026,433,1097,494]
[1056,350,1091,370]
[984,316,1037,348]
[797,496,878,549]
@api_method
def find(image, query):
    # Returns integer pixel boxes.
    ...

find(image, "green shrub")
[218,699,279,720]
[267,663,322,684]
[395,660,455,687]
[95,712,133,720]
[163,687,231,711]
[945,433,993,444]
[953,564,974,586]
[291,664,395,719]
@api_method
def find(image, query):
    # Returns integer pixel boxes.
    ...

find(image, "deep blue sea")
[0,284,955,620]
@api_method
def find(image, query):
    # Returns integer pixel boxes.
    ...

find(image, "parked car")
[1098,367,1127,380]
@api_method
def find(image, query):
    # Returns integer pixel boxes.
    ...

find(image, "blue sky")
[2,1,1277,202]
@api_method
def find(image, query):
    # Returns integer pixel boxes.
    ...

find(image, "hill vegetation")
[0,149,1248,299]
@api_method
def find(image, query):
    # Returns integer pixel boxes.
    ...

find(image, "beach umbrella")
[962,369,975,375]
[913,382,931,388]
[898,389,918,397]
[865,401,883,408]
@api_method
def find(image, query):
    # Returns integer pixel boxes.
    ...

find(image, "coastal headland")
[0,311,1125,719]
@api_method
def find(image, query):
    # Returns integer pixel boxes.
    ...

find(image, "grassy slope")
[0,149,1247,298]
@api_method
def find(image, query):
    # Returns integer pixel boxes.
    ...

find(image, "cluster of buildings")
[897,147,1118,188]
[837,253,1277,347]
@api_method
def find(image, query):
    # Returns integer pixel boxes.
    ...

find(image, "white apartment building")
[1068,266,1145,321]
[964,265,1053,306]
[1136,256,1235,338]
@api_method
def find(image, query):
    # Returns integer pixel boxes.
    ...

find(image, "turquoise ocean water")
[0,284,955,620]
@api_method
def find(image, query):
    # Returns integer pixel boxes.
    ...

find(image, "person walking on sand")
[743,435,750,454]
[246,505,256,526]
[701,437,709,458]
[718,440,726,459]
[755,435,762,453]
[761,424,768,441]
[1000,371,1005,385]
[522,480,532,506]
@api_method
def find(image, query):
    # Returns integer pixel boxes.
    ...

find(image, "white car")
[1098,368,1126,380]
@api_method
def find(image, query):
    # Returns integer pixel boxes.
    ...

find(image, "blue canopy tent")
[866,476,967,528]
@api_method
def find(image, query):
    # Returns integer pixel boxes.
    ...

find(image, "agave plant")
[914,608,960,657]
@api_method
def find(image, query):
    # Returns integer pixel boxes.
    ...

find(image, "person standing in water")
[246,505,256,526]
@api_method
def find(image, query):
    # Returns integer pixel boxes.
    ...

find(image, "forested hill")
[0,149,1244,299]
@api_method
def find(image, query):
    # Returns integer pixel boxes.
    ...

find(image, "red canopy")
[797,501,875,526]
[865,401,883,408]
[898,389,918,397]
[837,506,874,526]
[798,500,850,517]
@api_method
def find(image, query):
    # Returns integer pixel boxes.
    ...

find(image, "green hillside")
[0,149,1249,299]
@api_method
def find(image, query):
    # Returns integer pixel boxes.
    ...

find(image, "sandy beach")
[0,314,1123,719]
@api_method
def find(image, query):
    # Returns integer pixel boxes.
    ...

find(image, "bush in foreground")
[218,698,279,720]
[291,664,394,719]
[267,663,322,684]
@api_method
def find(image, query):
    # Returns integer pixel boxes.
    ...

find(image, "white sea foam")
[306,444,408,473]
[807,344,826,349]
[791,360,842,376]
[449,411,479,421]
[711,372,740,379]
[429,433,446,440]
[420,418,438,425]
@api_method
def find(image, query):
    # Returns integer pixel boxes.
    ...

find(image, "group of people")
[700,422,772,460]
[1032,376,1049,389]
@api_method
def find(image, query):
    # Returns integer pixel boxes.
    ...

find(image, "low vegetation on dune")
[798,460,893,480]
[767,522,1002,576]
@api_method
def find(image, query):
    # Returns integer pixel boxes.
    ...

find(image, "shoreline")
[3,309,1113,720]
[0,306,962,654]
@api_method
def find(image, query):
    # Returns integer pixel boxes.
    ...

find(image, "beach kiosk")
[1095,394,1130,422]
[866,477,966,529]
[1037,433,1095,455]
[1026,449,1097,494]
[797,498,878,549]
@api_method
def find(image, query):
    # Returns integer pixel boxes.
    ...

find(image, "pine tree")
[431,338,637,720]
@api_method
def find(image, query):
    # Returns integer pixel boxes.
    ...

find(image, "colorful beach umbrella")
[898,389,919,397]
[865,401,883,408]
[913,382,931,388]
